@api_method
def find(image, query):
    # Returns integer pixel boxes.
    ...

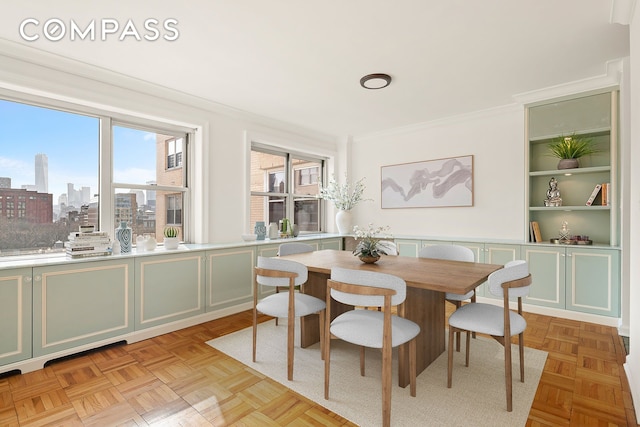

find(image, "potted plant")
[547,133,600,169]
[163,226,180,250]
[352,223,393,263]
[319,175,372,234]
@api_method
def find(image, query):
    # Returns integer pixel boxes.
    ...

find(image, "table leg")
[397,287,446,388]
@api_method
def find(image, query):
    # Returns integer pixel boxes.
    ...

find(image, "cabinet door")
[135,253,205,330]
[477,244,521,298]
[395,239,421,257]
[521,246,565,309]
[206,248,254,311]
[565,248,620,317]
[0,268,32,367]
[256,244,280,258]
[33,259,134,357]
[320,238,342,250]
[452,241,485,263]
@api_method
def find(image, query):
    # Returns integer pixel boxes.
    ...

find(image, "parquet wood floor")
[0,307,637,426]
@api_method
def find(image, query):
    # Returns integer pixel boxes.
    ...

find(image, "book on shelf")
[530,221,542,243]
[67,251,111,259]
[601,182,610,206]
[585,184,602,206]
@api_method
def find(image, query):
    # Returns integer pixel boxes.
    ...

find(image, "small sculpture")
[544,177,562,207]
[559,221,570,240]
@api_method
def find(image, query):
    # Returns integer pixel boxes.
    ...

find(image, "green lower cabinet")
[0,268,32,368]
[565,247,619,317]
[135,252,205,330]
[395,239,422,257]
[522,245,565,309]
[521,245,620,317]
[256,243,281,258]
[320,238,342,250]
[478,244,521,298]
[33,259,134,357]
[206,248,254,311]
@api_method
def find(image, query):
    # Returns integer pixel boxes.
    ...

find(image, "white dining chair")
[418,244,475,351]
[277,242,314,256]
[253,256,326,381]
[325,267,420,427]
[447,260,532,411]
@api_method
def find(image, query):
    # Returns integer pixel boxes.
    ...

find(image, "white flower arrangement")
[352,223,394,258]
[319,175,371,211]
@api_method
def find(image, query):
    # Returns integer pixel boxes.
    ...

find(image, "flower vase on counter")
[115,221,132,254]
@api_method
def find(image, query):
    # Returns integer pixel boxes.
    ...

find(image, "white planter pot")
[164,237,180,250]
[335,210,352,235]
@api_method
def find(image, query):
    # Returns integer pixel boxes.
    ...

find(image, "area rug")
[206,320,547,426]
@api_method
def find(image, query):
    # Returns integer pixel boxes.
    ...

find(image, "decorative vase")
[335,210,352,235]
[359,255,380,264]
[111,239,121,255]
[268,222,279,239]
[115,221,132,254]
[254,221,267,240]
[557,158,579,169]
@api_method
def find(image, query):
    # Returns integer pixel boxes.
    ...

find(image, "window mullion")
[99,116,113,235]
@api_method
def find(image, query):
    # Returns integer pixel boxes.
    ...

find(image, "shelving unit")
[525,91,618,246]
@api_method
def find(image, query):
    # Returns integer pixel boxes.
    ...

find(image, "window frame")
[0,90,194,254]
[250,142,326,234]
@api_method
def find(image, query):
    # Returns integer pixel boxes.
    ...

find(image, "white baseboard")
[0,301,254,376]
[624,360,640,421]
[475,296,622,329]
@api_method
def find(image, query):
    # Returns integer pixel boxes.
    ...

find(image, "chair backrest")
[487,260,530,298]
[418,244,475,262]
[330,267,406,307]
[256,256,308,287]
[278,242,314,256]
[378,240,398,256]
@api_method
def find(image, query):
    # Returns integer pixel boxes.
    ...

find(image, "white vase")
[335,210,352,235]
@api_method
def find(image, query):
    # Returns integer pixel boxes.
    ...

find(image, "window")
[250,144,325,234]
[113,124,189,245]
[166,137,183,169]
[0,95,191,256]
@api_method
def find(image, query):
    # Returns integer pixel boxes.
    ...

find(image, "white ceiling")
[0,0,630,138]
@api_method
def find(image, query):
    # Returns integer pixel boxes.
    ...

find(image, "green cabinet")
[206,247,254,311]
[320,238,342,250]
[33,259,134,357]
[0,268,32,367]
[522,245,619,317]
[134,252,205,330]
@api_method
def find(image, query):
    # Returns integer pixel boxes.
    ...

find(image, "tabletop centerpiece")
[319,174,371,235]
[352,223,393,264]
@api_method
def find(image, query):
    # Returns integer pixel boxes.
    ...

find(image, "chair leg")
[360,346,366,376]
[504,335,513,412]
[324,325,331,400]
[319,310,325,361]
[447,326,454,388]
[519,331,525,382]
[465,331,470,367]
[252,306,258,363]
[455,301,462,352]
[382,343,392,427]
[287,316,295,381]
[409,339,416,397]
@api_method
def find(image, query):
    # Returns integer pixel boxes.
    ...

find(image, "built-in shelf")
[528,127,611,143]
[529,166,611,177]
[529,205,610,211]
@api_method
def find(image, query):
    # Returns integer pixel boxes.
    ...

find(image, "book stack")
[529,221,542,243]
[65,231,111,258]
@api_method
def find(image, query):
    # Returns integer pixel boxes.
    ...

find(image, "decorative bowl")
[241,234,258,242]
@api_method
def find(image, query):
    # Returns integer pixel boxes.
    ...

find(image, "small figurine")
[559,221,570,240]
[544,177,562,207]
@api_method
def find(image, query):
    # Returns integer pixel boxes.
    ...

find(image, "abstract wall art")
[381,155,473,208]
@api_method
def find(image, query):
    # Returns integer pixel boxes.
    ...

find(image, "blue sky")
[0,99,156,203]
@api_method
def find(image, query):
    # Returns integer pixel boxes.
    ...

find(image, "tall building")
[35,153,48,194]
[0,177,10,189]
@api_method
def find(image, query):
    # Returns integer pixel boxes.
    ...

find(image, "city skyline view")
[0,98,157,210]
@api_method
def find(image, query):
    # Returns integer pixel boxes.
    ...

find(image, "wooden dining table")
[278,249,503,388]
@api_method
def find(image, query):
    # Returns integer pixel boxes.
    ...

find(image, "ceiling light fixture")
[360,73,392,89]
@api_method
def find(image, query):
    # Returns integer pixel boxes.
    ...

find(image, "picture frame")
[381,155,473,208]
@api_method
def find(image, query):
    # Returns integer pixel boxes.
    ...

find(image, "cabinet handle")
[23,276,32,283]
[34,275,42,281]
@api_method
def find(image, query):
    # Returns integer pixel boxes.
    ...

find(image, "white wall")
[350,106,525,240]
[625,2,640,420]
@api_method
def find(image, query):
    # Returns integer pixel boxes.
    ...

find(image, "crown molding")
[512,59,624,107]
